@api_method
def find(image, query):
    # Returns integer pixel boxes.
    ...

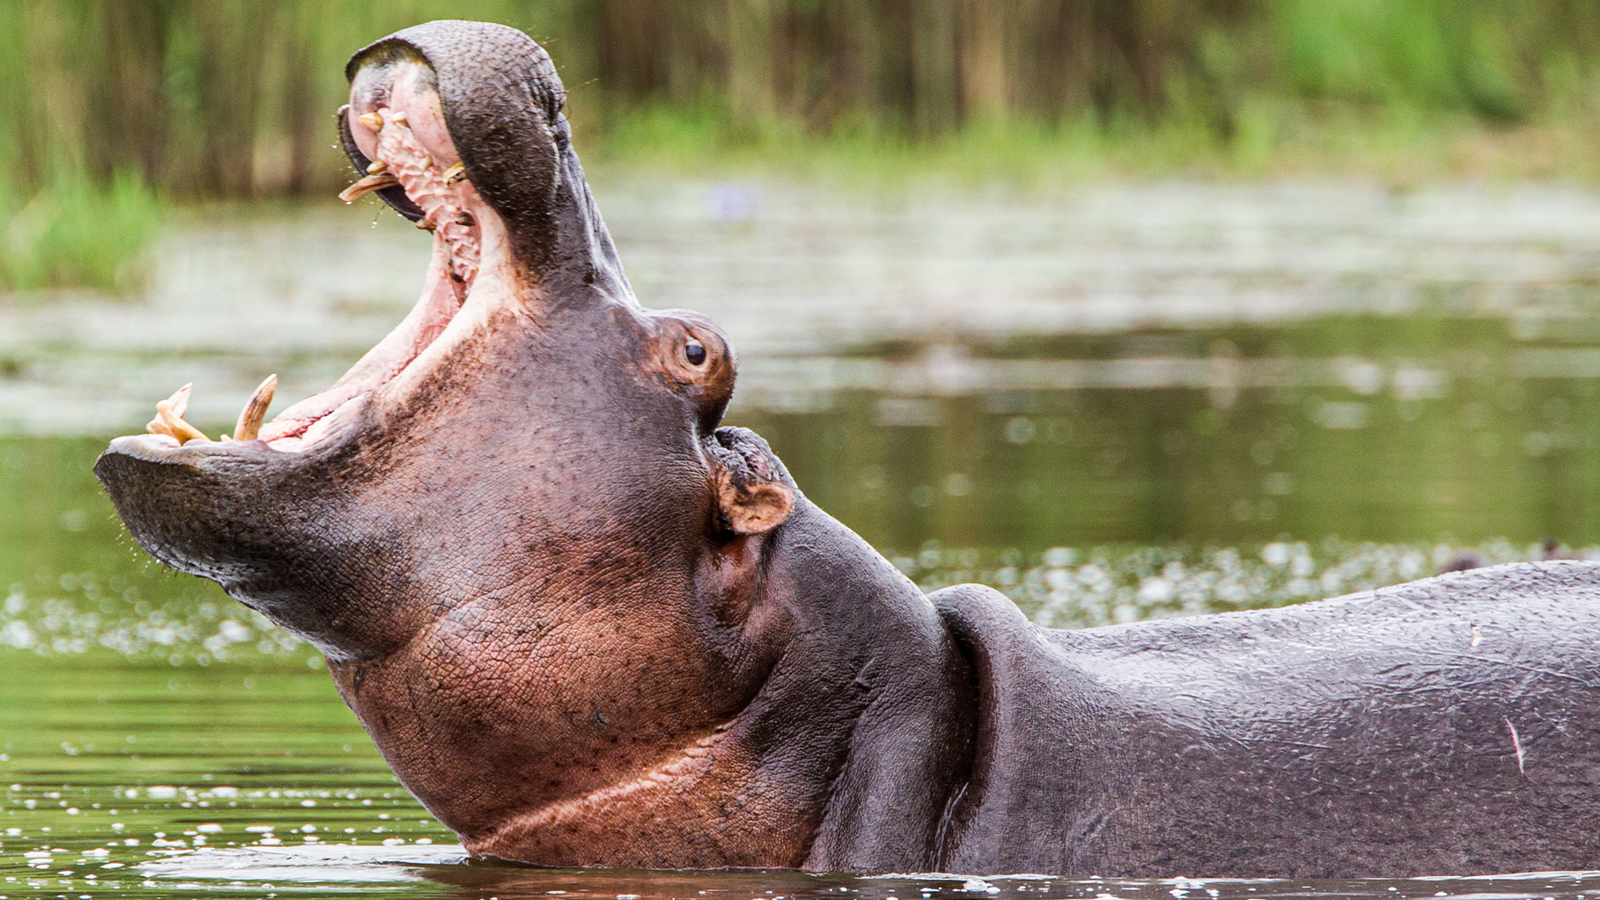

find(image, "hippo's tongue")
[145,95,489,453]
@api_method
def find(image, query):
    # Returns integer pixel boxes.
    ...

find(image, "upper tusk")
[339,173,401,204]
[357,112,383,130]
[232,374,277,442]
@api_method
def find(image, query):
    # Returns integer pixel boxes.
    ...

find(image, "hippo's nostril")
[685,340,707,366]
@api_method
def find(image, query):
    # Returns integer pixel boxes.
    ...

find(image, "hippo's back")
[934,561,1600,878]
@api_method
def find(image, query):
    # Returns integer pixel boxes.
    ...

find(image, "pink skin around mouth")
[255,76,484,452]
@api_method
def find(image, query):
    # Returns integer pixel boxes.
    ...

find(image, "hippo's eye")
[684,339,707,366]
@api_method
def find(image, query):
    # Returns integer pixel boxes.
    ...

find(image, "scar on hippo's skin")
[1506,717,1527,775]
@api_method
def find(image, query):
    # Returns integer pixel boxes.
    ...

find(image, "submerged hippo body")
[95,20,1600,878]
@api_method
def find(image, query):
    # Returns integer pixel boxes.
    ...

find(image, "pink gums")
[255,109,483,449]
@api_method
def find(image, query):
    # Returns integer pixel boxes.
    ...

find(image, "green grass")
[11,0,1600,292]
[584,99,1600,190]
[0,168,160,295]
[2,102,1592,299]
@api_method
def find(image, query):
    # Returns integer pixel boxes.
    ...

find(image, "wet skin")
[96,20,1600,878]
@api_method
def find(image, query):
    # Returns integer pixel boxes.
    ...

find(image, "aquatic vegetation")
[902,538,1578,628]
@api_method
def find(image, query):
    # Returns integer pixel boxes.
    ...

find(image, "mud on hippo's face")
[93,21,796,664]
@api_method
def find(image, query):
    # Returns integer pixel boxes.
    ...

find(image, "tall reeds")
[7,1,1600,289]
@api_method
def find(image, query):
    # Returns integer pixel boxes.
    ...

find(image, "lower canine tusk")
[339,173,401,204]
[233,374,278,442]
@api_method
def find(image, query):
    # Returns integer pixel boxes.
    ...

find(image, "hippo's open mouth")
[139,60,501,454]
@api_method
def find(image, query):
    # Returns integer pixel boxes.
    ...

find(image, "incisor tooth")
[146,383,193,438]
[152,388,211,445]
[233,374,277,442]
[338,173,401,203]
[357,112,383,130]
[443,162,466,185]
[166,383,192,419]
[389,111,409,126]
[366,159,388,175]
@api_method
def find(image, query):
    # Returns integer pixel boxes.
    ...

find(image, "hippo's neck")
[763,503,978,872]
[466,501,976,872]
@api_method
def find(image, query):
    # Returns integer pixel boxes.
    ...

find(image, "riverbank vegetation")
[10,0,1600,289]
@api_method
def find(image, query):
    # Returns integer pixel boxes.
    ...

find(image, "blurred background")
[13,3,1600,890]
[11,0,1600,651]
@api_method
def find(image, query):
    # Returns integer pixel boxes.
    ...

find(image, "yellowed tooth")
[366,159,388,175]
[166,383,192,419]
[338,172,401,203]
[146,384,191,439]
[389,111,409,126]
[357,112,383,130]
[233,374,277,442]
[155,393,211,445]
[443,162,466,185]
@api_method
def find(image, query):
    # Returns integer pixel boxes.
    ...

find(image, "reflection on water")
[731,326,1600,547]
[8,180,1600,896]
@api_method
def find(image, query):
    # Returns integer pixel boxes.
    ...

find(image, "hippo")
[96,20,1600,878]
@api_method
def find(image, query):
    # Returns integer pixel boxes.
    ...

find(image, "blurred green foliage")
[9,0,1600,290]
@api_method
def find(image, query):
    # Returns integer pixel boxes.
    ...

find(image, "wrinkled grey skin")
[935,564,1600,876]
[95,19,1600,879]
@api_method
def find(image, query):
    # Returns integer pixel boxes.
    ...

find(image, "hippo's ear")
[709,428,795,536]
[716,476,794,536]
